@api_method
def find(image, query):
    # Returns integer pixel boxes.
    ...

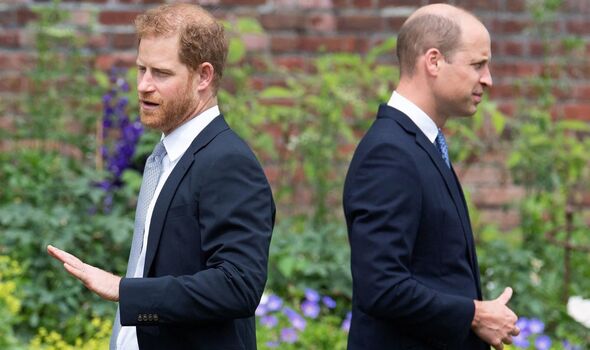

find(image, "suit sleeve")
[344,141,474,343]
[119,149,275,325]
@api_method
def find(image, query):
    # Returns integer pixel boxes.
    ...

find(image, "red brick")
[0,74,26,92]
[0,31,20,48]
[503,40,525,56]
[337,14,384,32]
[220,0,266,5]
[479,209,521,230]
[300,35,357,52]
[563,0,590,14]
[0,10,16,27]
[352,0,373,8]
[573,85,590,99]
[455,0,500,11]
[497,102,515,117]
[305,13,336,32]
[270,35,300,53]
[273,56,312,71]
[472,186,525,207]
[94,53,137,70]
[378,0,419,7]
[17,7,37,25]
[385,16,406,31]
[242,33,270,51]
[491,62,541,77]
[566,20,590,35]
[111,33,137,49]
[0,52,33,70]
[492,18,530,34]
[260,13,304,30]
[119,0,164,4]
[88,34,109,50]
[530,41,546,56]
[99,11,142,26]
[457,165,508,186]
[563,103,590,121]
[333,0,349,6]
[506,0,526,11]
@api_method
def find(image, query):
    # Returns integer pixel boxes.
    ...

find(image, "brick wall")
[1,0,590,229]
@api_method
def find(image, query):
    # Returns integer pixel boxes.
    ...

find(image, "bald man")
[343,4,519,350]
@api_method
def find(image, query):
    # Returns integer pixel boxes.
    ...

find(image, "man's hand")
[471,287,520,350]
[47,245,121,302]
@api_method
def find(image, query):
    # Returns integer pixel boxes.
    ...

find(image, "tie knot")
[435,129,450,168]
[149,141,167,162]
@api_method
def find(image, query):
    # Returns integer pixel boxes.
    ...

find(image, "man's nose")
[481,66,493,88]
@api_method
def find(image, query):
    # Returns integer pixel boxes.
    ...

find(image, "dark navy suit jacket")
[118,116,275,350]
[343,105,489,350]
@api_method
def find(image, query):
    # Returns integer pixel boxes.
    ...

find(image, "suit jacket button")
[154,314,159,321]
[137,315,142,322]
[148,314,153,321]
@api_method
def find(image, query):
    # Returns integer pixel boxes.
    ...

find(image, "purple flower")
[283,307,306,330]
[535,335,551,350]
[322,296,337,309]
[255,303,267,317]
[512,332,530,349]
[266,294,283,312]
[301,300,320,319]
[516,317,530,336]
[266,341,279,348]
[528,318,544,334]
[260,315,278,328]
[280,328,298,344]
[304,288,320,303]
[341,311,352,332]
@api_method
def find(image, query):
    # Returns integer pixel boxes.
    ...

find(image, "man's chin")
[140,112,165,130]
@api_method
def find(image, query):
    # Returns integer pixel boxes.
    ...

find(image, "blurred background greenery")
[0,0,589,349]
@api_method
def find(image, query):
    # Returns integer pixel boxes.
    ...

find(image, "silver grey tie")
[110,140,167,349]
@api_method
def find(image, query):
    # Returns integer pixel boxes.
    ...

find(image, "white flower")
[567,296,590,328]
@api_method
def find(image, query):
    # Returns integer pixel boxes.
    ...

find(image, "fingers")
[492,341,504,350]
[47,245,84,269]
[63,261,87,282]
[510,326,520,336]
[496,287,513,304]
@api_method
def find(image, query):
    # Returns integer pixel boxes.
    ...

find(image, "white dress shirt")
[117,105,220,350]
[387,91,438,143]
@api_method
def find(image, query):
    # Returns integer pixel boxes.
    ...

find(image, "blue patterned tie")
[110,140,166,349]
[435,129,450,168]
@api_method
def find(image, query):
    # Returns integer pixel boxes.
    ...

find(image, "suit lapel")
[379,105,480,287]
[142,115,230,276]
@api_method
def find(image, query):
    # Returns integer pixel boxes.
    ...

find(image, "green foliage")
[0,256,25,350]
[256,293,348,350]
[476,0,590,345]
[19,0,101,152]
[446,96,507,164]
[267,221,351,299]
[258,39,397,226]
[257,315,347,350]
[0,150,131,340]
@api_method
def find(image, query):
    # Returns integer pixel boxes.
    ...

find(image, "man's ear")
[424,48,443,76]
[195,62,214,91]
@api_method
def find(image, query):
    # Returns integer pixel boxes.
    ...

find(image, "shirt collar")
[161,105,220,162]
[387,91,439,143]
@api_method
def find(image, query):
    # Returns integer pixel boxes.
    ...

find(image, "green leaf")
[260,86,292,99]
[235,18,264,34]
[227,37,246,64]
[491,110,506,134]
